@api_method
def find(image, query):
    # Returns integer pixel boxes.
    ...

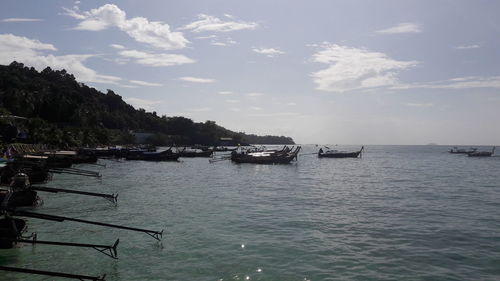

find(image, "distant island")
[0,62,294,147]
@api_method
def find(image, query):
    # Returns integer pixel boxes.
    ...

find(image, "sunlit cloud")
[2,18,43,22]
[63,4,189,50]
[180,14,258,33]
[455,44,481,50]
[286,102,297,106]
[110,44,125,49]
[250,106,262,110]
[376,22,422,34]
[311,43,418,92]
[252,47,285,57]
[211,42,227,46]
[218,91,233,95]
[247,92,264,97]
[119,50,195,67]
[129,80,163,87]
[393,76,500,90]
[225,99,240,103]
[0,33,121,84]
[211,38,237,46]
[179,76,215,83]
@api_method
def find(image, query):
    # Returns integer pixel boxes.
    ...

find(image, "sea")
[1,145,500,281]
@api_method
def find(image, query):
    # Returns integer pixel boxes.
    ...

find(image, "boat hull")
[0,217,26,249]
[318,152,361,158]
[125,150,180,161]
[180,150,213,158]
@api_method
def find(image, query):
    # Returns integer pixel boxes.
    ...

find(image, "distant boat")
[318,146,364,158]
[449,147,477,154]
[468,147,495,157]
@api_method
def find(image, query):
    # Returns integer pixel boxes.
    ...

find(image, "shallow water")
[1,145,500,281]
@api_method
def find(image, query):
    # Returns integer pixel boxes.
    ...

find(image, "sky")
[1,0,499,145]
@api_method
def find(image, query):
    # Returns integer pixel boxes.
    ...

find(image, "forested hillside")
[0,62,294,147]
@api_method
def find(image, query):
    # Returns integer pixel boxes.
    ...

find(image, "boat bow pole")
[9,209,163,241]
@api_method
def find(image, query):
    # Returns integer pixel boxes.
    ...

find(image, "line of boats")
[0,146,164,280]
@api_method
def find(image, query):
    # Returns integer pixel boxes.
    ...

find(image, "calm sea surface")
[1,145,500,281]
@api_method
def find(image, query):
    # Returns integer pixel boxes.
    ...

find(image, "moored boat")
[180,148,213,158]
[0,214,26,249]
[468,147,495,157]
[318,146,364,158]
[0,173,41,208]
[449,147,477,154]
[125,148,180,161]
[231,146,301,164]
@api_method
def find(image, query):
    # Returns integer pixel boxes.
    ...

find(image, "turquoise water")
[1,145,500,280]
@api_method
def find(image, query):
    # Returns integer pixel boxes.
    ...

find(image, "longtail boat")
[125,148,180,161]
[468,146,495,157]
[180,148,213,158]
[449,147,477,154]
[0,161,51,185]
[0,214,26,249]
[231,146,301,164]
[0,173,41,208]
[318,146,364,158]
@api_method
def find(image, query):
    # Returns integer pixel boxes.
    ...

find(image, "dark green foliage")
[0,62,295,147]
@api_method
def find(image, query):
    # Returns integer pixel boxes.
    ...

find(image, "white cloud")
[286,102,297,106]
[64,4,188,50]
[181,14,258,33]
[218,91,233,95]
[119,50,195,66]
[405,103,434,107]
[247,92,264,97]
[211,38,237,47]
[117,84,138,89]
[229,108,241,112]
[179,76,215,83]
[252,47,285,57]
[2,18,43,22]
[376,22,422,34]
[129,80,163,87]
[250,106,262,110]
[0,33,121,84]
[311,43,418,92]
[124,97,162,111]
[195,35,217,40]
[455,44,481,50]
[225,99,240,103]
[393,76,500,90]
[110,44,125,49]
[0,34,56,51]
[211,42,228,46]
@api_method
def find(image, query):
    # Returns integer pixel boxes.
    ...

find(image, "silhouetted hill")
[0,62,294,147]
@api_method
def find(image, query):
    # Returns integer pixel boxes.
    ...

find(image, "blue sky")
[1,0,499,145]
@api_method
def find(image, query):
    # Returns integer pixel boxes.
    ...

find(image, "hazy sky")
[1,0,499,145]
